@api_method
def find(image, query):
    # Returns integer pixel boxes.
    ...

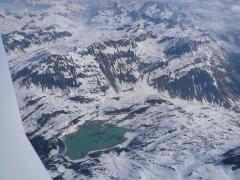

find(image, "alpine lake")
[62,121,128,160]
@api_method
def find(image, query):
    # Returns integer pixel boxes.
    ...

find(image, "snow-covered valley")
[1,0,240,179]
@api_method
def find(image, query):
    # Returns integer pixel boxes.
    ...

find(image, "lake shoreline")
[58,121,135,163]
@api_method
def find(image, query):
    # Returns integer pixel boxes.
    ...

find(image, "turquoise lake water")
[63,122,127,160]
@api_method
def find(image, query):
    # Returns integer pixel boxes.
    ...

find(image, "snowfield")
[1,0,240,179]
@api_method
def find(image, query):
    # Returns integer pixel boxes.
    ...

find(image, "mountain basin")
[62,121,128,161]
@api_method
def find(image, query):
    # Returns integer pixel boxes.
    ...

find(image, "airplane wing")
[0,35,52,180]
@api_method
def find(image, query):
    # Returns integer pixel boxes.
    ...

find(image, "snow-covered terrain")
[0,35,51,180]
[1,0,240,179]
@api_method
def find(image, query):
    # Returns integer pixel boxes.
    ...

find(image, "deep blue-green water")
[63,122,127,160]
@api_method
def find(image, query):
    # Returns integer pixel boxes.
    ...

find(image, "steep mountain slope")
[1,0,240,179]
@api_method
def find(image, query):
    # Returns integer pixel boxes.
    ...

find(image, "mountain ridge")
[1,1,240,179]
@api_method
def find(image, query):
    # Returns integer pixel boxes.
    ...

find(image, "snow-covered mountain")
[1,0,240,179]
